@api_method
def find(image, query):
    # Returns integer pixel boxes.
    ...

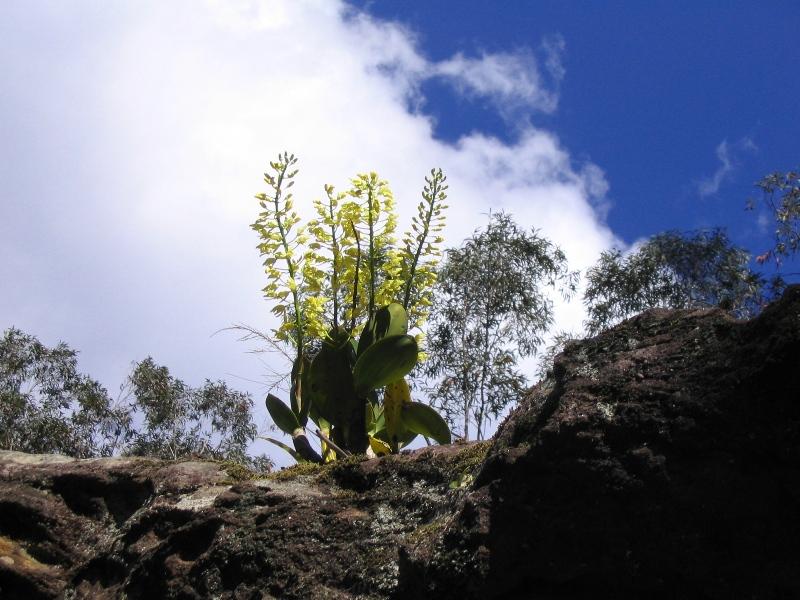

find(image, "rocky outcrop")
[401,285,800,599]
[0,443,489,599]
[2,286,799,599]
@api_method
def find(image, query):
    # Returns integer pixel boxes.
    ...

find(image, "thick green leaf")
[291,431,324,463]
[312,415,334,461]
[356,303,408,356]
[383,378,411,452]
[308,396,322,427]
[353,334,418,396]
[266,393,300,435]
[290,354,312,426]
[290,354,302,415]
[307,340,366,453]
[369,435,392,456]
[260,436,306,463]
[307,343,352,425]
[401,402,451,445]
[365,396,385,436]
[326,326,353,351]
[374,424,417,449]
[396,427,420,450]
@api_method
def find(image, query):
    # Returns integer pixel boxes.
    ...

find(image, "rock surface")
[2,286,799,599]
[401,285,800,599]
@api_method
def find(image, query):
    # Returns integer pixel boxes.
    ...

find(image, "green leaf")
[290,354,312,426]
[365,394,385,436]
[266,393,301,435]
[368,436,392,457]
[260,436,306,463]
[383,378,411,452]
[307,337,367,454]
[374,423,417,449]
[356,303,408,356]
[401,402,451,445]
[352,334,418,396]
[307,341,358,426]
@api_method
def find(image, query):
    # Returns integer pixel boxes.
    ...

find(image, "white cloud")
[697,137,757,197]
[0,0,617,464]
[430,35,565,121]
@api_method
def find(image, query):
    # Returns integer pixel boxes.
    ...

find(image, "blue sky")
[1,1,797,463]
[357,0,800,265]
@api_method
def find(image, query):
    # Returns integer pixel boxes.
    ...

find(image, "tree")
[424,212,577,441]
[534,330,582,382]
[0,328,272,471]
[124,357,269,469]
[748,169,800,267]
[583,229,779,335]
[0,327,130,457]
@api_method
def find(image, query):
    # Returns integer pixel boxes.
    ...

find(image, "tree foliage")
[748,169,800,266]
[583,229,778,335]
[125,358,267,467]
[1,327,129,457]
[0,328,271,470]
[534,330,582,382]
[424,212,577,441]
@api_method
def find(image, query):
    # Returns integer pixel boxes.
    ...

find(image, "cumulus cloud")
[0,0,617,462]
[697,137,757,197]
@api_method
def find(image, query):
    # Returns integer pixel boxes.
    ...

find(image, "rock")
[399,285,800,599]
[0,443,488,599]
[1,287,798,599]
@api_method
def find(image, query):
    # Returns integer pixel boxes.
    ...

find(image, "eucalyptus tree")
[0,327,271,470]
[583,229,778,335]
[748,169,800,267]
[534,330,582,382]
[0,327,130,457]
[424,212,577,441]
[124,357,269,468]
